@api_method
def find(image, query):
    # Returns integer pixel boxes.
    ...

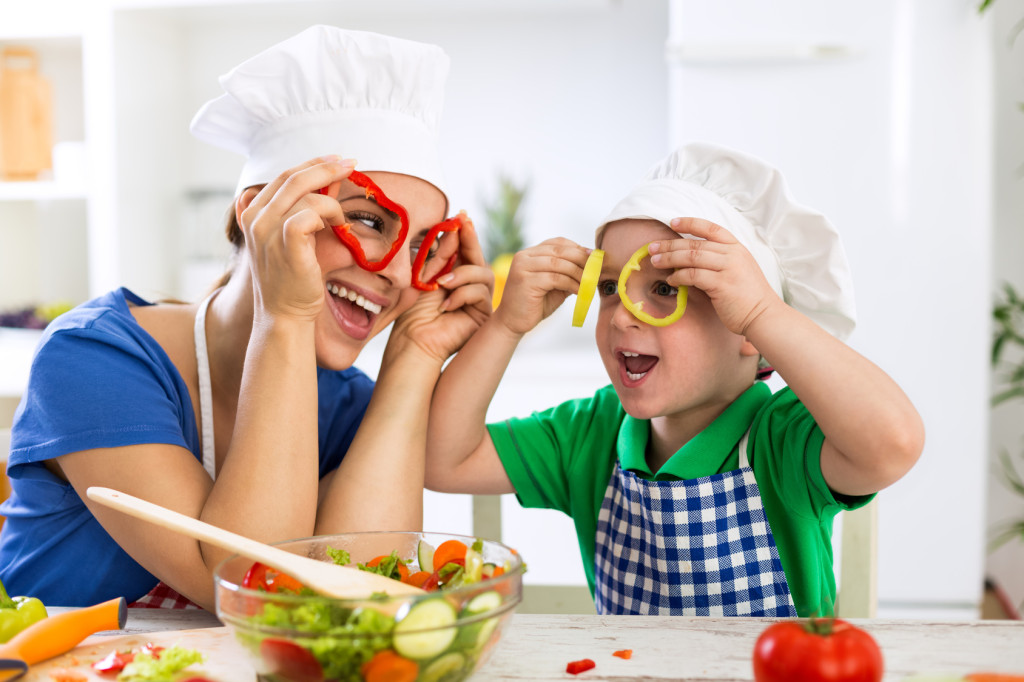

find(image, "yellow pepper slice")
[617,243,688,326]
[572,249,605,327]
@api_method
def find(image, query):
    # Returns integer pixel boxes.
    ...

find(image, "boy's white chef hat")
[190,25,450,198]
[597,142,856,340]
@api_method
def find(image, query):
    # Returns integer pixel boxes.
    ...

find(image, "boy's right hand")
[493,238,590,336]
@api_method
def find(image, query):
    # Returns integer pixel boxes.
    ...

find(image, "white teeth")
[627,371,646,381]
[326,283,382,314]
[622,351,639,357]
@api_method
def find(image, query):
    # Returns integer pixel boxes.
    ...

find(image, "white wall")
[986,0,1024,616]
[668,0,994,618]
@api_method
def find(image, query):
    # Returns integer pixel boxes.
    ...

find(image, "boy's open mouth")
[619,350,658,382]
[326,282,382,339]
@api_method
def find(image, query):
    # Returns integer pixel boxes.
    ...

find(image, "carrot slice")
[366,555,410,580]
[613,649,633,660]
[361,649,418,682]
[432,539,469,573]
[403,571,431,588]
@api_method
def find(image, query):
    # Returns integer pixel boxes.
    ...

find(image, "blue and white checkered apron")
[594,433,797,616]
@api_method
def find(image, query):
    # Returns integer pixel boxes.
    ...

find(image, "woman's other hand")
[388,212,494,365]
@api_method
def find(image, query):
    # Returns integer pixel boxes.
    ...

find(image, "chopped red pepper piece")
[92,650,136,673]
[242,562,304,593]
[566,658,596,675]
[612,649,632,660]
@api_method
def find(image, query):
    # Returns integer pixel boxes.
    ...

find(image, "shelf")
[0,180,87,202]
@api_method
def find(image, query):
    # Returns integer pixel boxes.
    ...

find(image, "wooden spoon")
[86,486,424,600]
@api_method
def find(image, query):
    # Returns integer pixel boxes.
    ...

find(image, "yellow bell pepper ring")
[617,243,688,327]
[572,249,605,327]
[0,576,47,643]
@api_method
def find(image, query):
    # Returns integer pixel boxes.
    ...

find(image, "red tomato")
[242,562,305,593]
[260,638,324,682]
[752,619,883,682]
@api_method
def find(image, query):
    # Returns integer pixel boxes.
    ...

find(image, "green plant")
[481,175,528,263]
[990,282,1024,550]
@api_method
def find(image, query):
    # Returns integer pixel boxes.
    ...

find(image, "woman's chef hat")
[597,142,856,340]
[190,25,450,198]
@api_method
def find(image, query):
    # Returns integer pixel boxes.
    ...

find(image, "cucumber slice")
[419,652,466,682]
[572,249,604,327]
[463,590,502,615]
[393,598,457,661]
[417,539,435,573]
[472,616,499,652]
[480,563,496,579]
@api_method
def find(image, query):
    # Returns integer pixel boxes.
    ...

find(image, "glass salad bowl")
[215,531,524,682]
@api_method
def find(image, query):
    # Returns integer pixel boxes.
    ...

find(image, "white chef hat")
[190,25,450,199]
[597,142,856,340]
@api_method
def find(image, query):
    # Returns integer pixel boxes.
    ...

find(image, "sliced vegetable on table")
[566,658,596,675]
[752,617,883,682]
[612,649,633,660]
[0,576,47,643]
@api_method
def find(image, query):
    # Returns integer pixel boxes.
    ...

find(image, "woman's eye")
[653,281,679,297]
[346,211,386,234]
[597,280,618,297]
[411,239,439,260]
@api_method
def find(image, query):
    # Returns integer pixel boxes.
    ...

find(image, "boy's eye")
[597,279,618,297]
[653,281,678,297]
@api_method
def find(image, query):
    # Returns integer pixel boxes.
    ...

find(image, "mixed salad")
[228,537,518,682]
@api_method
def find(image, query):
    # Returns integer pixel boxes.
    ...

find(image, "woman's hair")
[208,203,246,294]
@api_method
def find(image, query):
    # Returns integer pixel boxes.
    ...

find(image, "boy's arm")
[651,218,924,498]
[744,303,924,497]
[425,238,590,494]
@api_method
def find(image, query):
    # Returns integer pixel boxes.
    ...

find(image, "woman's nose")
[378,241,413,289]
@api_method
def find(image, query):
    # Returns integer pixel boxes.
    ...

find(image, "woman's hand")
[493,238,589,336]
[387,213,495,365]
[648,217,783,336]
[237,156,356,322]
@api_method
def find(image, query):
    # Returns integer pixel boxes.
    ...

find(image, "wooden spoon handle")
[86,486,300,569]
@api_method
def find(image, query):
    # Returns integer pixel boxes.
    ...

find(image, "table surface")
[43,607,1024,682]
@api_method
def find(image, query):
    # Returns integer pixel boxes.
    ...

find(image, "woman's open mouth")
[619,350,658,386]
[326,282,383,340]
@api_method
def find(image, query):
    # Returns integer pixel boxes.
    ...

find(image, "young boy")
[425,142,924,617]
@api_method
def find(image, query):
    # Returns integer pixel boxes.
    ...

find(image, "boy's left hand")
[389,213,494,365]
[648,217,781,336]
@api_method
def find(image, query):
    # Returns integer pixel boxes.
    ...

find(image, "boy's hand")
[494,238,589,336]
[648,217,782,336]
[388,213,494,365]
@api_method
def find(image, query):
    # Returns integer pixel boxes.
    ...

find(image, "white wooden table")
[45,608,1024,681]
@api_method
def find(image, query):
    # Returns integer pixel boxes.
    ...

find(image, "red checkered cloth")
[129,581,203,609]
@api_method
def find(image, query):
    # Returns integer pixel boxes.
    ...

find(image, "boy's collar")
[617,382,772,480]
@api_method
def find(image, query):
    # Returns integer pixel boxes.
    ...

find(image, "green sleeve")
[487,385,623,515]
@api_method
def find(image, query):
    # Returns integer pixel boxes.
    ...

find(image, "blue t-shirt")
[0,288,374,606]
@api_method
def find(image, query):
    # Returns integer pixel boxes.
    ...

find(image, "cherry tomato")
[260,638,324,682]
[752,618,883,682]
[242,562,305,594]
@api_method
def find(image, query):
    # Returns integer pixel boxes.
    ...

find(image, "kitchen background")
[0,0,1021,620]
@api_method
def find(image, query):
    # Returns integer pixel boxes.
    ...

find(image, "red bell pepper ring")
[412,215,462,291]
[566,658,596,675]
[320,170,410,273]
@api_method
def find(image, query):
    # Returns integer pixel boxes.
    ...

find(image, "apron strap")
[193,291,219,480]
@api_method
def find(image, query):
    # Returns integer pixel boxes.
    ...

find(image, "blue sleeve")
[316,367,375,477]
[8,319,196,473]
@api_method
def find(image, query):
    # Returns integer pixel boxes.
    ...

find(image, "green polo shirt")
[488,382,871,617]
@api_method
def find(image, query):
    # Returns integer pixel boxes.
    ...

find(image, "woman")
[0,25,492,610]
